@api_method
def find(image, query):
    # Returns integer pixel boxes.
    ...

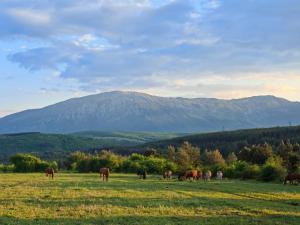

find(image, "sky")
[0,0,300,117]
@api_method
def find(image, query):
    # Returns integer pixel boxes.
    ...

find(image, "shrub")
[122,159,143,173]
[144,157,166,174]
[260,156,287,182]
[241,164,261,179]
[165,161,178,173]
[10,154,50,172]
[0,164,15,173]
[223,161,260,179]
[260,165,286,182]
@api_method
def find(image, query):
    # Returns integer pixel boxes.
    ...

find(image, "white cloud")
[0,0,300,100]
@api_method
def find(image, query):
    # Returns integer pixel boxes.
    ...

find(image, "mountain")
[0,91,300,133]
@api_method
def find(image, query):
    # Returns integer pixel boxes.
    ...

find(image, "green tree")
[167,145,176,162]
[202,149,225,167]
[238,144,272,165]
[287,152,300,172]
[10,154,50,172]
[226,152,238,164]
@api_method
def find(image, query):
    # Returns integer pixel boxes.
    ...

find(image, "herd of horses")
[45,167,300,185]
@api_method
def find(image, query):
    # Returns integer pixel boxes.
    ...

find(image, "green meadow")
[0,173,299,225]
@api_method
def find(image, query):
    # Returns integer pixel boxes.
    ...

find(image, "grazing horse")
[197,170,203,180]
[137,169,147,179]
[284,173,300,184]
[216,171,223,180]
[204,170,212,181]
[45,168,54,179]
[163,170,172,179]
[99,167,110,182]
[178,170,198,181]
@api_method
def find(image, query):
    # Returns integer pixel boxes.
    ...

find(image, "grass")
[0,173,299,225]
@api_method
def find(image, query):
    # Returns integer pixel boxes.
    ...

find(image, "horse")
[137,169,147,179]
[99,167,110,182]
[204,170,212,181]
[45,168,54,179]
[163,170,172,179]
[216,171,223,180]
[178,170,198,181]
[196,170,203,180]
[284,173,300,185]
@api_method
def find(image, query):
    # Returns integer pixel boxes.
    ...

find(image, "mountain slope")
[0,91,300,133]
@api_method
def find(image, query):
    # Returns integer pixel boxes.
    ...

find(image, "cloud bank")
[0,0,300,98]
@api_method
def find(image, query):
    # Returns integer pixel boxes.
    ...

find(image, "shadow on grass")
[0,215,299,225]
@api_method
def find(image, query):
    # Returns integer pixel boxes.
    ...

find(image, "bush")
[10,154,51,172]
[260,165,286,182]
[122,159,143,173]
[0,164,15,173]
[241,164,261,179]
[259,155,287,182]
[224,161,260,179]
[144,157,166,174]
[165,161,179,173]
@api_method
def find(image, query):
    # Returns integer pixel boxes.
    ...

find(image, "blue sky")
[1,0,300,117]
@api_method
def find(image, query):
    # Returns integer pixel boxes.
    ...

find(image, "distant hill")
[138,125,300,156]
[0,131,183,162]
[73,131,185,145]
[1,91,300,133]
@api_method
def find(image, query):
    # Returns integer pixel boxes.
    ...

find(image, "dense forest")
[140,125,300,156]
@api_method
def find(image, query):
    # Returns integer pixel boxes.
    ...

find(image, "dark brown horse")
[196,170,203,180]
[163,170,172,179]
[99,167,110,182]
[45,168,54,179]
[137,169,147,179]
[284,173,300,184]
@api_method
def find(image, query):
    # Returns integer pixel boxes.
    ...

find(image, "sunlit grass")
[0,173,299,225]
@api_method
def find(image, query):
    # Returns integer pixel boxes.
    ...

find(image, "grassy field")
[0,173,299,225]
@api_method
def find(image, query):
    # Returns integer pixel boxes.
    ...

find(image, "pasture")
[0,173,299,225]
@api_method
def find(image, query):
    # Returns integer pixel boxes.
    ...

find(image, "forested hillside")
[0,131,182,162]
[140,125,300,156]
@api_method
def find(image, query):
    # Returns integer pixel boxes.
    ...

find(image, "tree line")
[1,140,299,182]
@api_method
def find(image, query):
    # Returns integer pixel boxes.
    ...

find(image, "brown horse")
[45,168,54,179]
[284,173,300,184]
[163,170,172,179]
[178,170,198,181]
[99,167,110,182]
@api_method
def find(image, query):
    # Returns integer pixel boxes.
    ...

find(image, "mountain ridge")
[1,91,300,134]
